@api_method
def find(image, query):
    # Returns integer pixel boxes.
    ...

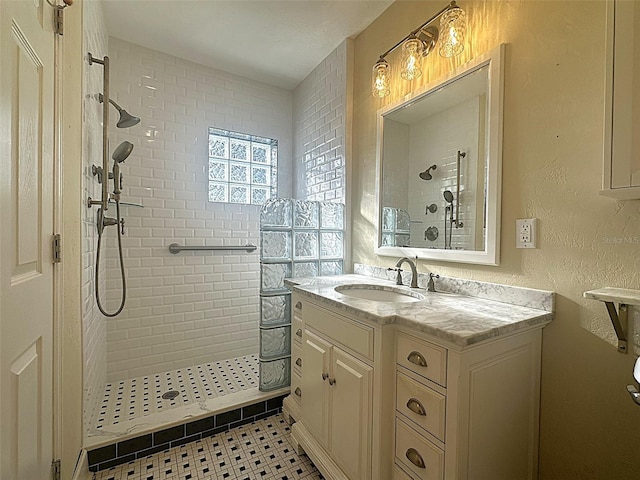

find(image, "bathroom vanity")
[282,271,553,480]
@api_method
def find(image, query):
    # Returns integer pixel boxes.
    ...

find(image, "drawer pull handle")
[406,448,426,469]
[328,377,336,386]
[296,328,303,338]
[295,301,302,310]
[407,351,428,367]
[322,372,329,381]
[294,387,302,397]
[406,398,426,416]
[295,357,302,367]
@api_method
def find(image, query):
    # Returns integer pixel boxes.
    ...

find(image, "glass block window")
[208,128,278,205]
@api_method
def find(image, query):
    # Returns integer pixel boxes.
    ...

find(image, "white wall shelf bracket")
[584,288,640,354]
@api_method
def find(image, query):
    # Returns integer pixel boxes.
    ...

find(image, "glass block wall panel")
[380,206,411,247]
[294,201,319,229]
[396,209,411,232]
[260,326,291,359]
[259,199,345,391]
[261,263,291,293]
[293,261,318,278]
[320,231,343,259]
[259,357,291,391]
[260,295,290,327]
[320,202,345,230]
[293,231,319,260]
[320,261,343,276]
[260,198,292,228]
[261,231,291,260]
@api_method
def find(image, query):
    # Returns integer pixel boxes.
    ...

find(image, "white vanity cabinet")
[394,328,544,480]
[282,285,548,480]
[284,295,387,480]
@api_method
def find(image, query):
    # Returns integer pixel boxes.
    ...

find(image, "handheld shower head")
[419,164,437,181]
[112,141,134,163]
[98,93,141,128]
[443,190,454,203]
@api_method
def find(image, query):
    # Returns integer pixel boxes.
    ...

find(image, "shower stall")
[81,18,349,470]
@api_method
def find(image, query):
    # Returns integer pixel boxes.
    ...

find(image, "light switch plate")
[516,218,537,248]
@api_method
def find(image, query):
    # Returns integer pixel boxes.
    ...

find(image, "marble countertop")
[286,274,553,347]
[584,287,640,306]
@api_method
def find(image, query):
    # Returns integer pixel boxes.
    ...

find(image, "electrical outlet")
[516,218,537,248]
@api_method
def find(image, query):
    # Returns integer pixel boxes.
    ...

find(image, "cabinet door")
[330,346,373,480]
[301,329,331,447]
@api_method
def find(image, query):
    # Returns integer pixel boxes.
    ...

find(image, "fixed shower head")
[112,141,134,163]
[419,164,437,181]
[443,190,454,203]
[98,93,141,128]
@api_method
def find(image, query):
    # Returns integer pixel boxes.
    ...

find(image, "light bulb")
[372,59,391,98]
[400,37,424,81]
[439,6,466,57]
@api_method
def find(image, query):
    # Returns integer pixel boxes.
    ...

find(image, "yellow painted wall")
[352,1,640,477]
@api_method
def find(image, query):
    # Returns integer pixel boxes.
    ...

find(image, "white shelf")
[584,287,640,354]
[583,287,640,307]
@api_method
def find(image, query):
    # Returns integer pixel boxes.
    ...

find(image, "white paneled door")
[0,0,56,479]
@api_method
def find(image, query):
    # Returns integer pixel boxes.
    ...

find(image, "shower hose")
[94,200,127,317]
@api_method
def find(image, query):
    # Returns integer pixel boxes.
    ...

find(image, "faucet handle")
[388,267,403,285]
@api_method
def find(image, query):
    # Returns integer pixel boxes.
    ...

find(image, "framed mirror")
[374,44,505,265]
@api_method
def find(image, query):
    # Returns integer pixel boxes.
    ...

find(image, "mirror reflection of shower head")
[419,164,437,181]
[443,190,454,203]
[112,141,134,163]
[98,93,141,128]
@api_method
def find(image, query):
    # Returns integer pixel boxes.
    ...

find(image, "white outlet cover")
[516,218,537,248]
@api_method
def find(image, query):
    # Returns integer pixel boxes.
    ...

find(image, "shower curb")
[87,394,287,472]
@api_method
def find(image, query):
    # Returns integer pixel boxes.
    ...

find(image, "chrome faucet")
[427,273,440,292]
[394,257,419,288]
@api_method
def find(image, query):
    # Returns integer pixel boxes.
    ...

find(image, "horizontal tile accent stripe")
[87,395,286,472]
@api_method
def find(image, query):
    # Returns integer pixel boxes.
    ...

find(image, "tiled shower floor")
[94,414,323,480]
[96,355,260,429]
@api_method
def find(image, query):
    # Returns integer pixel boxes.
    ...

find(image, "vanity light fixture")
[371,1,466,98]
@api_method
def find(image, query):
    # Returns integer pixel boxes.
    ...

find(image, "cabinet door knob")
[406,398,426,416]
[296,328,303,338]
[328,377,336,386]
[322,372,329,381]
[407,351,428,367]
[295,301,302,310]
[405,448,426,469]
[295,357,302,367]
[294,387,302,397]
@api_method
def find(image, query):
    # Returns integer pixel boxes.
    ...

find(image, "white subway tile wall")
[101,38,294,381]
[82,0,110,437]
[293,40,349,202]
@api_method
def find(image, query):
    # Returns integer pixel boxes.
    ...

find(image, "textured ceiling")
[102,0,393,90]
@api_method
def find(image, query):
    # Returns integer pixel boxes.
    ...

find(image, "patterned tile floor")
[96,355,260,429]
[93,414,323,480]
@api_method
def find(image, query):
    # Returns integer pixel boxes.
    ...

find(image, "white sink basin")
[334,284,425,303]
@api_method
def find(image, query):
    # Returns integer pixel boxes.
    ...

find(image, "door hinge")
[54,7,64,35]
[51,459,61,480]
[53,233,62,263]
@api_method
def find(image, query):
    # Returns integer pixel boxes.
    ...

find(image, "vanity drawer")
[292,341,303,375]
[291,370,302,405]
[395,419,444,480]
[397,333,447,387]
[292,315,304,345]
[393,465,415,480]
[396,372,446,441]
[306,301,374,360]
